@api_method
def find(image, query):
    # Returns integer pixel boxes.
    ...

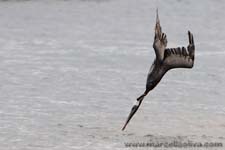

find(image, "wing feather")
[153,9,167,62]
[163,31,195,69]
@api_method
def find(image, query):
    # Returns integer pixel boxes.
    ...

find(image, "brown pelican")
[122,11,195,131]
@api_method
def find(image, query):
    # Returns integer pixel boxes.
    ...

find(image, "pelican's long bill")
[122,95,145,131]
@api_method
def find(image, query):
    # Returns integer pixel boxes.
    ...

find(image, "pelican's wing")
[163,31,195,69]
[153,9,167,61]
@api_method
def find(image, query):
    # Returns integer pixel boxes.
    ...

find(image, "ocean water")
[0,0,225,149]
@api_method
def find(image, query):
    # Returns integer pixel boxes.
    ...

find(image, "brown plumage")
[122,10,195,131]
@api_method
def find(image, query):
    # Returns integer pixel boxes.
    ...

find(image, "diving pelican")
[122,10,195,130]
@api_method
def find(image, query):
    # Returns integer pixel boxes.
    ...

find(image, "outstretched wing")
[163,31,195,69]
[153,9,168,62]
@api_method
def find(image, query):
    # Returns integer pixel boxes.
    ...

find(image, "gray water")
[0,0,225,149]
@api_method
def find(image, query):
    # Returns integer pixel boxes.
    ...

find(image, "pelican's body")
[146,60,167,92]
[122,10,195,130]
